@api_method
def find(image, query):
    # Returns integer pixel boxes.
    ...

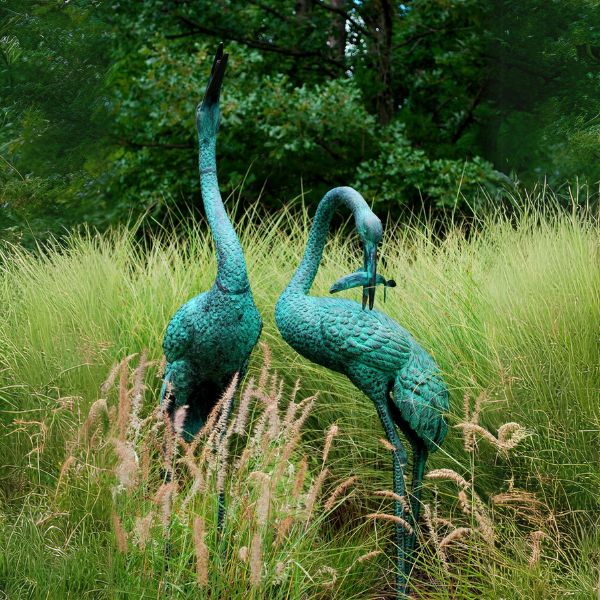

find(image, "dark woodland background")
[1,0,599,243]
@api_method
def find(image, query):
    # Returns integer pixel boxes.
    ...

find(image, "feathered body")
[161,45,262,440]
[275,186,448,598]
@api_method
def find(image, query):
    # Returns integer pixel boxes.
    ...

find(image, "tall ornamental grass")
[0,196,598,597]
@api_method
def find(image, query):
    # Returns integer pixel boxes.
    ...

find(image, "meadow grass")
[0,196,598,598]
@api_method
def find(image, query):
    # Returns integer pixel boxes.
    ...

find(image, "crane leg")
[406,439,428,573]
[374,397,410,599]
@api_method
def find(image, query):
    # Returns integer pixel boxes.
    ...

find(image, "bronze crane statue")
[275,186,448,598]
[160,45,262,530]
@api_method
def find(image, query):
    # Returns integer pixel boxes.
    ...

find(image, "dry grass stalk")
[113,438,138,491]
[133,512,154,550]
[55,455,75,494]
[139,440,151,483]
[324,476,357,511]
[180,453,206,509]
[528,530,546,567]
[366,513,414,534]
[439,527,472,549]
[322,423,338,464]
[423,504,448,573]
[112,512,128,553]
[193,516,209,586]
[305,467,329,524]
[374,490,410,514]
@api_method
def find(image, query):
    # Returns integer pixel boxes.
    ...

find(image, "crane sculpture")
[275,186,448,598]
[160,45,262,527]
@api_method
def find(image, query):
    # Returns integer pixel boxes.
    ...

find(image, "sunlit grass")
[0,194,598,597]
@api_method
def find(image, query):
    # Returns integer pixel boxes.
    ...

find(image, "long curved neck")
[286,186,368,294]
[199,125,249,293]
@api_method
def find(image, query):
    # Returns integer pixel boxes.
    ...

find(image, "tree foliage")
[1,0,598,241]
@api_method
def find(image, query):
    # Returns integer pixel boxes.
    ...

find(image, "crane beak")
[329,271,396,294]
[363,242,377,310]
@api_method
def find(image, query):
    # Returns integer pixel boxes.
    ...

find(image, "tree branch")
[167,15,346,72]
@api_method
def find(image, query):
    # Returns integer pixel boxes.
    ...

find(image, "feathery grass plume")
[374,490,410,514]
[238,545,248,563]
[154,482,176,529]
[207,374,238,449]
[79,398,109,444]
[250,471,271,527]
[275,395,316,480]
[528,530,546,567]
[216,418,236,497]
[455,420,529,454]
[249,531,262,586]
[55,455,75,495]
[274,515,294,547]
[292,455,308,499]
[491,489,547,528]
[423,503,448,572]
[426,468,471,489]
[173,405,188,435]
[112,512,128,553]
[233,377,254,435]
[439,526,472,549]
[162,406,176,479]
[139,440,151,484]
[133,512,154,550]
[318,566,337,589]
[180,453,206,510]
[101,361,121,394]
[157,355,167,379]
[322,423,338,465]
[112,438,138,491]
[193,516,209,586]
[366,513,414,534]
[117,355,136,441]
[324,476,357,512]
[497,422,529,450]
[258,342,272,390]
[128,351,148,442]
[429,470,495,546]
[357,550,383,564]
[265,396,281,440]
[379,437,396,452]
[305,467,329,524]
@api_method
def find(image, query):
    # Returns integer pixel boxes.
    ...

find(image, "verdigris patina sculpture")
[274,186,448,598]
[160,45,262,525]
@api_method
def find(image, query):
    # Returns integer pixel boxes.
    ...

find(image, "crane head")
[330,211,395,310]
[196,43,228,137]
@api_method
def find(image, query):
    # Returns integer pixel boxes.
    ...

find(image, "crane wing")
[320,301,413,372]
